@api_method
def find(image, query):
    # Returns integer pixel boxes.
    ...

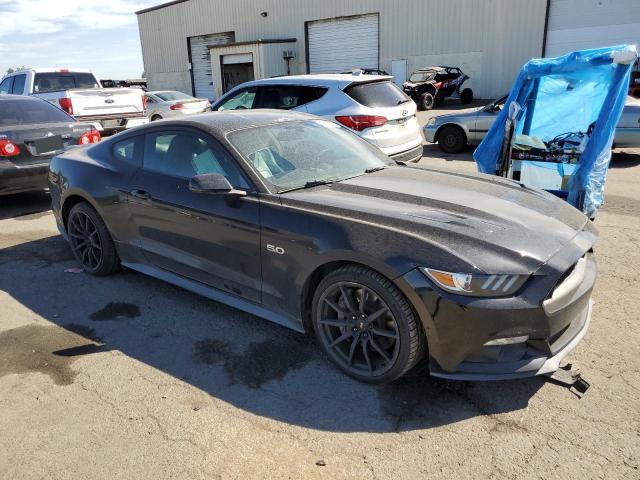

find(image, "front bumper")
[423,124,438,143]
[400,250,597,380]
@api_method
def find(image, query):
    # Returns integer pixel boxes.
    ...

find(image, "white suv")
[211,74,423,163]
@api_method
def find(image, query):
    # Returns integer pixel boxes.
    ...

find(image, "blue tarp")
[474,45,637,217]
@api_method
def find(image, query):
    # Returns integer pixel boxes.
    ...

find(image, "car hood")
[433,108,483,123]
[281,166,596,274]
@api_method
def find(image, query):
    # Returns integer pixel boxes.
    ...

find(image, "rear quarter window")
[344,81,410,108]
[112,137,140,166]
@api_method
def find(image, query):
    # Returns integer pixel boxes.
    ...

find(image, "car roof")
[236,73,393,88]
[132,109,320,138]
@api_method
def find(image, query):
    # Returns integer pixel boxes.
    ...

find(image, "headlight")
[421,268,529,297]
[426,118,436,127]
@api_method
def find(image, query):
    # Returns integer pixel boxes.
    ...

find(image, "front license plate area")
[32,135,64,155]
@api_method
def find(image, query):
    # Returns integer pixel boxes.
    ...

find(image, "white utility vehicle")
[0,68,148,134]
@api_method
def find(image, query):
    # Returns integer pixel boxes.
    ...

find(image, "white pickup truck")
[0,68,148,134]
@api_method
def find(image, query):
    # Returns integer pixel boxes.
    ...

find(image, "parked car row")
[0,68,148,135]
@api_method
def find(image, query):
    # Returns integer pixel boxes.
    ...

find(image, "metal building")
[136,0,637,101]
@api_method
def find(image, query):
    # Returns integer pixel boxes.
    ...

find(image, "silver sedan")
[145,91,211,121]
[424,95,640,153]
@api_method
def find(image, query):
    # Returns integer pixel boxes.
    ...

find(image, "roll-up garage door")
[545,0,640,57]
[189,32,234,99]
[307,14,379,73]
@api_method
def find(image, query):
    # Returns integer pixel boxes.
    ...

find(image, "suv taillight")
[141,95,147,111]
[78,128,101,145]
[0,139,20,156]
[335,115,387,132]
[169,103,185,111]
[59,98,74,115]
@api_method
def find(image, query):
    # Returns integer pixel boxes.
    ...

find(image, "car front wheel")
[438,126,466,154]
[67,202,120,276]
[312,265,425,383]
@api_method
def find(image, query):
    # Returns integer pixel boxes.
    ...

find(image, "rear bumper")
[0,160,50,195]
[400,250,597,380]
[79,115,149,132]
[388,143,423,163]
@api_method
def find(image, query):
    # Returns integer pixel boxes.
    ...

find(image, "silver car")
[424,95,640,153]
[211,74,424,163]
[145,91,211,121]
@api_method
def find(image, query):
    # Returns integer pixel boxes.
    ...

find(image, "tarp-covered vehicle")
[474,45,638,218]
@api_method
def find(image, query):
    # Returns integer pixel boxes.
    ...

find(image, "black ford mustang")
[49,110,597,383]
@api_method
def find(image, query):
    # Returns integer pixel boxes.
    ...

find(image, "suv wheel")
[418,92,434,111]
[438,126,466,154]
[67,202,120,276]
[312,265,425,383]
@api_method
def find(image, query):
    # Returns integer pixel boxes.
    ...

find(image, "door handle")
[130,189,151,200]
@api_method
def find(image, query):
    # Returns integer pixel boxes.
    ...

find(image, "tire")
[311,265,426,383]
[67,202,120,276]
[438,126,466,154]
[460,88,474,104]
[418,92,435,111]
[151,114,162,121]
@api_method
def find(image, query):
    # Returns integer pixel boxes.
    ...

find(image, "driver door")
[127,127,262,302]
[472,101,504,143]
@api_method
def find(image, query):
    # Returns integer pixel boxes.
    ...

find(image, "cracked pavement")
[1,108,639,479]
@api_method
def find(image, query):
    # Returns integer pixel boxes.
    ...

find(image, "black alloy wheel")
[67,202,120,275]
[312,266,425,383]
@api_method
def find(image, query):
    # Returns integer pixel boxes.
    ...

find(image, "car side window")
[143,130,249,189]
[255,85,326,110]
[0,77,14,95]
[217,88,257,111]
[11,74,26,94]
[113,138,136,161]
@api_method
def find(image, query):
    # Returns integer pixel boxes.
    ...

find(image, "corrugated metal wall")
[546,0,640,57]
[137,0,547,99]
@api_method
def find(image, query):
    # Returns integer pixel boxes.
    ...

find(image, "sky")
[0,0,160,79]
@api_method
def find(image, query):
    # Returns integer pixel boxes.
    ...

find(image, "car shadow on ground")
[0,234,545,433]
[611,149,640,168]
[0,191,51,221]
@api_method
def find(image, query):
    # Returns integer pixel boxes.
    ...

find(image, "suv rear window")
[345,81,410,108]
[0,98,73,126]
[33,72,99,93]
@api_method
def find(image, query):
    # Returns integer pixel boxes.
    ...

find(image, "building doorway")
[222,53,254,93]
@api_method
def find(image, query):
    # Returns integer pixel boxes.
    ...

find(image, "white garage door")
[307,14,379,73]
[189,32,234,99]
[545,0,640,57]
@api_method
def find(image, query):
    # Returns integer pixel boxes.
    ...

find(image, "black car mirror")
[189,173,246,196]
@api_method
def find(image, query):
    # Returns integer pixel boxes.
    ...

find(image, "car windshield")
[156,91,194,101]
[409,71,435,82]
[228,119,395,192]
[0,98,73,126]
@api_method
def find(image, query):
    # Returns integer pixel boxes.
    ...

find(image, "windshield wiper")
[279,179,337,193]
[397,99,411,105]
[364,166,388,174]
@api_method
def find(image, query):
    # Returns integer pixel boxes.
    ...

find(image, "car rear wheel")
[418,92,434,111]
[312,265,425,383]
[460,88,474,104]
[438,126,466,154]
[67,202,120,276]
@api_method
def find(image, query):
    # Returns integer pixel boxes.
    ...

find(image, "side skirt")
[122,261,306,334]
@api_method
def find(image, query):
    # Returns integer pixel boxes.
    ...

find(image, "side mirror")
[188,173,246,196]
